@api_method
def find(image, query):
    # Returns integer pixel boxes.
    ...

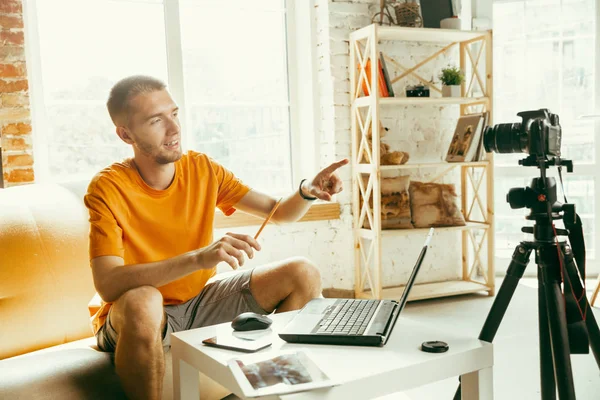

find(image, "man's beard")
[155,149,182,164]
[137,141,182,164]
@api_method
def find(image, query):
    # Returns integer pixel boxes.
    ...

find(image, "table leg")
[172,351,200,400]
[461,366,493,400]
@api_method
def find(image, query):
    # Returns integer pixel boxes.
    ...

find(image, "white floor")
[377,279,600,400]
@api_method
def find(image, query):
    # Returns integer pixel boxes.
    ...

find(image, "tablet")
[202,335,272,353]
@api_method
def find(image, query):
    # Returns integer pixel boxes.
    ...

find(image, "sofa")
[0,183,231,399]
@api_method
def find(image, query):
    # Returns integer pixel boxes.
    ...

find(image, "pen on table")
[254,198,283,240]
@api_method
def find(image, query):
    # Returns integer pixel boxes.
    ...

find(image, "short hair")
[106,75,166,126]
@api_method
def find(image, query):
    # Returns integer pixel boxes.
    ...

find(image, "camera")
[405,85,430,97]
[483,109,562,158]
[457,107,598,400]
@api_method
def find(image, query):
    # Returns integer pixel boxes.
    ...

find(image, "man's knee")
[284,257,322,293]
[113,286,164,338]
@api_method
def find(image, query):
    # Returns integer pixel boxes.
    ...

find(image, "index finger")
[323,158,349,174]
[226,232,262,251]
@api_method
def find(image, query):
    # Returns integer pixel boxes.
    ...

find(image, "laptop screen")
[396,228,434,308]
[379,228,434,345]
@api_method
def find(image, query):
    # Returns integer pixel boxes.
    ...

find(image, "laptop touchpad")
[302,299,334,314]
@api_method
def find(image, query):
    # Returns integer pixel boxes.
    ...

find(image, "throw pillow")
[409,181,466,228]
[362,176,413,229]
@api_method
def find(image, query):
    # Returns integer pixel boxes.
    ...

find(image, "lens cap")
[421,341,449,353]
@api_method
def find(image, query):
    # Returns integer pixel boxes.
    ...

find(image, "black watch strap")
[299,179,317,200]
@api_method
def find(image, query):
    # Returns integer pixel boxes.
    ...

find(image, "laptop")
[279,228,434,347]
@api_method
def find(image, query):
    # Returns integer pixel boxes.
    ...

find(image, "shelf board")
[358,222,490,239]
[356,280,491,301]
[382,96,489,106]
[351,24,488,44]
[356,161,489,173]
[354,96,489,108]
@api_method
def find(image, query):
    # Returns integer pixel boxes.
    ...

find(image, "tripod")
[454,161,600,400]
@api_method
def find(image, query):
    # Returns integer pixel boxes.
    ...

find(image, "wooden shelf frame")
[350,24,495,301]
[351,25,488,43]
[358,222,490,239]
[355,161,489,173]
[354,96,490,107]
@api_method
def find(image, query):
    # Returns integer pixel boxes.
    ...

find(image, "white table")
[171,311,493,400]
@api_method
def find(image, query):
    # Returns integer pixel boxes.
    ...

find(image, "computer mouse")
[231,312,273,331]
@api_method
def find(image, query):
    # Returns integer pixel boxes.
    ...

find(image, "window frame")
[595,0,600,277]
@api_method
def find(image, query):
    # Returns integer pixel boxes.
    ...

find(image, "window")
[492,0,597,271]
[28,0,168,181]
[178,0,292,192]
[26,0,300,193]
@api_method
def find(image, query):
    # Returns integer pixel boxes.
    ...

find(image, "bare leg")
[250,256,322,313]
[109,286,167,400]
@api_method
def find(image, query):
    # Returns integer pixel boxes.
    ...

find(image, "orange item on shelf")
[359,58,389,97]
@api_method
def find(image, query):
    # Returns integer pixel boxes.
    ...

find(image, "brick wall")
[0,0,34,187]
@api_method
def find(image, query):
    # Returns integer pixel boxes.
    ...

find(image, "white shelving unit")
[349,24,495,301]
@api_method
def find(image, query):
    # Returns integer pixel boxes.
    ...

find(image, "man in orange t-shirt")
[84,75,348,400]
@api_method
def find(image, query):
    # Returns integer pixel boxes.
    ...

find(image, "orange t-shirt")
[84,150,251,334]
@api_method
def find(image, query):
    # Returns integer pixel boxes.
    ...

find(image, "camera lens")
[483,123,527,154]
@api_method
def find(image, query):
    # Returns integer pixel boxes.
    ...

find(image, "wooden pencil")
[254,198,283,239]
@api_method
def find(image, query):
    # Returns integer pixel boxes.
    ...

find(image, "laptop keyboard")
[315,299,379,335]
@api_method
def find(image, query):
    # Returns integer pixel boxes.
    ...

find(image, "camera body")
[483,109,562,158]
[405,85,430,97]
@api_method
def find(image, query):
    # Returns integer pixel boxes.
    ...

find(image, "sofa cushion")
[0,334,235,400]
[0,346,126,399]
[0,183,96,359]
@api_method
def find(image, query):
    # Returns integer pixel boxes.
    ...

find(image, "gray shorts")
[96,268,267,352]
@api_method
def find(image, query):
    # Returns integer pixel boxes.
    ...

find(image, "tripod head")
[506,155,575,243]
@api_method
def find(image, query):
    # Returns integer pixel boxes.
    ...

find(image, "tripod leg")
[538,266,556,400]
[478,244,531,342]
[539,253,577,400]
[562,248,600,368]
[454,244,532,400]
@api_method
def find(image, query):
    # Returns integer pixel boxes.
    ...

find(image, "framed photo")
[446,113,484,162]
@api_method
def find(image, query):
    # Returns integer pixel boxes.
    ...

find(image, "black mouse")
[231,312,273,331]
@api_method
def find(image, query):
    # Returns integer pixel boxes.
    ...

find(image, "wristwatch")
[299,179,317,200]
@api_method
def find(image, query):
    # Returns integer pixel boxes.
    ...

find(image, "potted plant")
[439,66,465,97]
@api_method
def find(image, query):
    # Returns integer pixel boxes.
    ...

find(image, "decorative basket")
[392,1,423,28]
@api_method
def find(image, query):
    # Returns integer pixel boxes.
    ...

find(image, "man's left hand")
[302,159,349,201]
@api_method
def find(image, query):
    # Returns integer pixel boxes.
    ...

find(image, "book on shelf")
[359,58,389,98]
[445,113,485,163]
[379,52,395,97]
[472,111,490,161]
